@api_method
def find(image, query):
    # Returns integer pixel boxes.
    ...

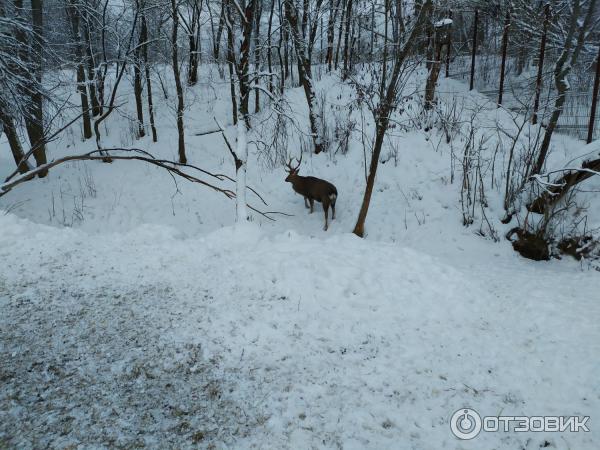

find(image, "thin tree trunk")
[532,4,549,125]
[133,6,146,138]
[141,12,157,142]
[235,118,248,221]
[307,0,325,64]
[171,0,187,163]
[277,0,286,93]
[254,1,262,113]
[280,0,290,81]
[267,0,275,93]
[334,0,346,70]
[66,0,93,140]
[353,0,432,237]
[82,10,101,116]
[214,0,225,59]
[532,0,595,175]
[342,0,352,78]
[326,0,340,70]
[370,1,374,57]
[226,1,238,125]
[93,61,129,155]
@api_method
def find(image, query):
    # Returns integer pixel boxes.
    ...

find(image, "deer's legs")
[331,202,336,220]
[304,197,310,209]
[323,204,329,231]
[309,199,314,213]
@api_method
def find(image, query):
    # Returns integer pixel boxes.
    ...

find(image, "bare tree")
[325,0,341,70]
[133,0,146,138]
[531,0,597,175]
[352,0,433,237]
[171,0,187,163]
[25,0,48,176]
[180,0,202,85]
[140,7,158,142]
[0,10,37,174]
[65,0,93,139]
[283,0,325,153]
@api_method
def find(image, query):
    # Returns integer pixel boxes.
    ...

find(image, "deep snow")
[1,66,599,449]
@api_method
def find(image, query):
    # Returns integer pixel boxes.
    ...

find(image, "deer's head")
[284,154,302,182]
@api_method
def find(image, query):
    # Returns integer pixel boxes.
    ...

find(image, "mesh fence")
[444,7,599,142]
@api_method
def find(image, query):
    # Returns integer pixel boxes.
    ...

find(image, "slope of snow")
[1,215,598,449]
[1,66,599,449]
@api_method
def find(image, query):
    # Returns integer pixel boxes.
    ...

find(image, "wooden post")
[587,44,600,144]
[498,10,510,106]
[469,9,478,91]
[532,4,550,125]
[445,10,452,78]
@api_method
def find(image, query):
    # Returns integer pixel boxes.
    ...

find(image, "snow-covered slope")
[1,216,599,449]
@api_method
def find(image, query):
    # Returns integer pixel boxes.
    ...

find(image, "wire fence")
[444,7,600,142]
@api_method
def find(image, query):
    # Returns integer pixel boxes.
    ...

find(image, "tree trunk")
[171,0,187,164]
[134,11,146,138]
[66,0,93,140]
[140,12,157,142]
[528,158,600,214]
[187,1,200,85]
[82,10,101,116]
[353,123,386,237]
[235,118,248,221]
[213,1,225,59]
[425,24,448,109]
[284,0,324,153]
[226,1,238,125]
[307,0,325,64]
[25,0,48,176]
[0,109,32,174]
[237,0,257,126]
[254,1,262,113]
[76,63,93,140]
[334,0,346,70]
[342,0,352,79]
[267,0,275,93]
[326,0,340,70]
[532,0,595,175]
[353,0,433,237]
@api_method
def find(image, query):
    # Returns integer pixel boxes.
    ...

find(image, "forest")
[1,0,599,448]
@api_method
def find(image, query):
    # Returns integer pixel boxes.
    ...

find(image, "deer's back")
[293,176,337,200]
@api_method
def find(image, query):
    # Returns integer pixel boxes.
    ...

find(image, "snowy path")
[1,215,598,449]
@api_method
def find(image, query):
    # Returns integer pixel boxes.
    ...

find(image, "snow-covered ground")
[1,66,599,449]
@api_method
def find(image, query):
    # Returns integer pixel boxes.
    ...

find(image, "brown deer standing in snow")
[285,154,338,231]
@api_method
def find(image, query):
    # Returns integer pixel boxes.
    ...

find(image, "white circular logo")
[450,408,482,440]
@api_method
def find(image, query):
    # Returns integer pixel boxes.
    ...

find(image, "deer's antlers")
[285,152,303,172]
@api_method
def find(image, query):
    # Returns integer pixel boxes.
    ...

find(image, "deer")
[285,154,338,231]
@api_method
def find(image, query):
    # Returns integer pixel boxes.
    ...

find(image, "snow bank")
[1,213,598,449]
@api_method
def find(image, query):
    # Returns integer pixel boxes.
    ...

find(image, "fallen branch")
[527,156,600,214]
[0,148,285,220]
[213,117,240,167]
